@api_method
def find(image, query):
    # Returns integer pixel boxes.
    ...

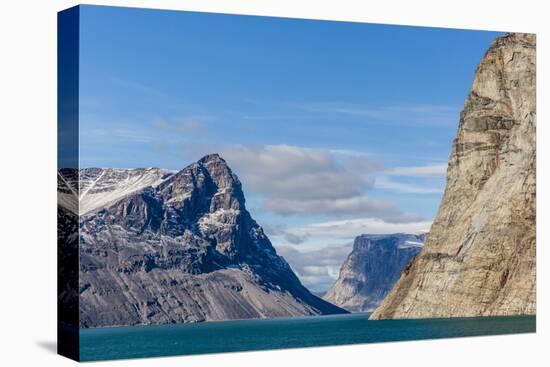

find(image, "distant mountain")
[371,33,536,320]
[58,154,346,328]
[324,234,424,312]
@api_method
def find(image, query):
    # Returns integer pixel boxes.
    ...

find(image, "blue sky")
[78,5,501,291]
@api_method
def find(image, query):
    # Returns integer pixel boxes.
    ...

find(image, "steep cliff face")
[323,234,424,312]
[371,33,536,319]
[58,154,346,327]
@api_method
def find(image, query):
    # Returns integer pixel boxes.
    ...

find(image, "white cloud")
[221,144,398,217]
[373,163,447,194]
[386,164,447,177]
[263,196,404,217]
[327,148,372,157]
[375,176,444,194]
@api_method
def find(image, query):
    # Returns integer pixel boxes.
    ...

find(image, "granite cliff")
[371,33,536,319]
[58,154,346,327]
[324,234,424,312]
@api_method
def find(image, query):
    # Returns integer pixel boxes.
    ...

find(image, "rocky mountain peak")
[198,152,224,164]
[72,155,346,327]
[162,154,244,209]
[197,153,238,187]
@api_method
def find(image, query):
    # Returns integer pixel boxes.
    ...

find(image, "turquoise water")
[79,313,535,361]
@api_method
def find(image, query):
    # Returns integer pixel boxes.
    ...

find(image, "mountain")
[323,234,424,312]
[58,154,346,327]
[370,33,536,319]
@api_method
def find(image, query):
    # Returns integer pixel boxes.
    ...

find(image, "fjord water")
[79,313,535,361]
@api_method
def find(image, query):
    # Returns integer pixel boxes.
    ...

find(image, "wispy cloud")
[263,196,424,220]
[153,118,210,134]
[327,148,373,157]
[375,176,444,194]
[83,126,159,144]
[372,163,447,194]
[386,163,447,177]
[107,76,172,100]
[299,102,459,127]
[237,99,459,128]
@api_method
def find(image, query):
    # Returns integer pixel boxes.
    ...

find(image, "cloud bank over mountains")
[269,217,432,291]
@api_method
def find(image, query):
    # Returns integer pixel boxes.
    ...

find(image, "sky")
[78,5,501,292]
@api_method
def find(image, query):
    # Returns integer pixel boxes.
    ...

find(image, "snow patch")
[57,168,174,215]
[198,208,239,232]
[399,240,425,249]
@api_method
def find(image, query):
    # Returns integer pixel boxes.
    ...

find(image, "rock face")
[58,154,346,327]
[371,33,536,320]
[323,234,424,312]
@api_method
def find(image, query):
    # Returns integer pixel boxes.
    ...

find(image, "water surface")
[80,313,535,361]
